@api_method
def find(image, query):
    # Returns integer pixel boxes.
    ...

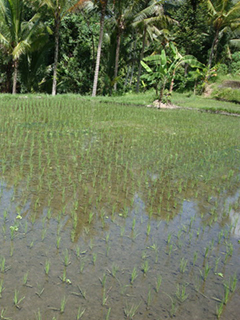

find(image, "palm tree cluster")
[0,0,239,95]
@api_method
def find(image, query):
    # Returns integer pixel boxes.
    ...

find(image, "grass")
[172,92,240,114]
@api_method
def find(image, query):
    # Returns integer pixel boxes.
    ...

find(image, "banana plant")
[141,42,203,103]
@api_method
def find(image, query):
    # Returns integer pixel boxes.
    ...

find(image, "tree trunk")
[5,60,12,93]
[136,25,147,93]
[113,26,121,92]
[129,39,137,86]
[159,77,166,103]
[203,29,219,88]
[52,14,60,96]
[124,61,131,90]
[208,29,219,71]
[83,13,95,73]
[92,1,107,97]
[12,59,19,94]
[169,69,176,94]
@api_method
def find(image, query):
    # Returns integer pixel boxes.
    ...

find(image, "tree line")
[0,0,239,96]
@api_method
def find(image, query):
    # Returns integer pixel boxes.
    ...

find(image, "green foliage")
[141,42,203,101]
[57,13,98,94]
[212,87,240,103]
[229,51,240,74]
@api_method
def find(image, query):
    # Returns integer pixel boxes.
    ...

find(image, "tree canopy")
[0,0,239,95]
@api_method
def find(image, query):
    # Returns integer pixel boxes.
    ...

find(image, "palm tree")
[35,0,70,95]
[107,0,168,92]
[91,0,108,97]
[71,0,109,96]
[0,0,43,93]
[34,0,88,95]
[206,0,240,70]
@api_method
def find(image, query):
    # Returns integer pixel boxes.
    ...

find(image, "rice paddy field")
[0,96,239,320]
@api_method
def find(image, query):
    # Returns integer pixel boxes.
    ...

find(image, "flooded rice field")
[0,97,239,319]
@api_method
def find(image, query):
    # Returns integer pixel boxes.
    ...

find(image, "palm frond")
[69,0,92,12]
[12,39,30,59]
[230,38,240,48]
[0,31,10,48]
[206,0,217,17]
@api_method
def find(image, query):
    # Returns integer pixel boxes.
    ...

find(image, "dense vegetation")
[0,0,240,97]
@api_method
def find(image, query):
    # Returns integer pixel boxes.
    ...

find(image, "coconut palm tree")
[91,0,108,97]
[108,0,171,92]
[35,0,70,95]
[34,0,89,95]
[71,0,109,96]
[206,0,240,70]
[0,0,44,93]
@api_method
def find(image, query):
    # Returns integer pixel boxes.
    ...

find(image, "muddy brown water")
[0,179,239,320]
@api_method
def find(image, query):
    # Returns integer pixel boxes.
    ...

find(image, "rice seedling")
[155,275,162,293]
[41,228,47,241]
[74,285,86,299]
[13,289,25,309]
[60,268,67,283]
[45,260,50,276]
[167,244,173,256]
[124,302,140,319]
[147,287,152,309]
[230,274,237,292]
[0,308,11,320]
[130,267,138,285]
[204,246,209,259]
[102,288,108,306]
[0,258,5,273]
[141,260,149,276]
[106,244,111,257]
[92,253,97,265]
[200,262,211,281]
[111,263,119,278]
[35,309,42,320]
[88,211,94,224]
[223,285,230,305]
[132,218,136,231]
[193,251,198,266]
[23,272,29,286]
[77,307,85,319]
[105,307,111,320]
[0,280,4,298]
[216,301,224,319]
[180,258,188,273]
[99,272,107,288]
[10,225,18,240]
[146,223,151,236]
[60,296,67,313]
[64,250,71,267]
[176,284,188,302]
[167,233,172,245]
